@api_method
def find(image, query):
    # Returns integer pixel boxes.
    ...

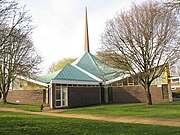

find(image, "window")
[123,79,128,86]
[172,78,179,82]
[55,85,68,108]
[118,83,123,86]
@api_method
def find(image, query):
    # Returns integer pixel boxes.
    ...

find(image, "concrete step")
[41,104,51,111]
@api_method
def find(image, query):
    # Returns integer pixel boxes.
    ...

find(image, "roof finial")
[84,6,90,53]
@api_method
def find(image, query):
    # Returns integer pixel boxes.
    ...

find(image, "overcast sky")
[18,0,144,74]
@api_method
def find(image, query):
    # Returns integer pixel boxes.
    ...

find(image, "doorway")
[55,85,68,108]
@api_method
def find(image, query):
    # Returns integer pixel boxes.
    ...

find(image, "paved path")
[0,107,180,127]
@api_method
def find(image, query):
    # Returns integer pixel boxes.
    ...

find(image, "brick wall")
[150,85,164,102]
[112,85,165,103]
[68,87,101,108]
[7,89,46,104]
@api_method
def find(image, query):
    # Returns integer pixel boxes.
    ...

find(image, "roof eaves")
[52,79,100,85]
[104,74,130,85]
[35,69,62,83]
[17,75,49,87]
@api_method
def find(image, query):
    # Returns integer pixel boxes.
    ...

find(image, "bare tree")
[170,60,180,76]
[101,0,180,105]
[165,0,180,11]
[0,0,42,104]
[96,51,130,71]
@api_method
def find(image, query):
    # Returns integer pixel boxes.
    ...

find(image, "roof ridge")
[53,63,98,82]
[76,52,124,81]
[90,53,122,71]
[87,53,106,80]
[53,64,70,79]
[71,53,87,65]
[72,64,103,82]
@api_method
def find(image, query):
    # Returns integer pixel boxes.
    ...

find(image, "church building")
[7,8,172,109]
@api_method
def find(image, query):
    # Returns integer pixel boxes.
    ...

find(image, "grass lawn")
[0,111,180,135]
[62,102,180,118]
[0,101,41,112]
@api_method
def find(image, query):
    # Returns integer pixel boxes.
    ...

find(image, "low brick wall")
[68,87,101,108]
[112,85,165,103]
[7,89,46,104]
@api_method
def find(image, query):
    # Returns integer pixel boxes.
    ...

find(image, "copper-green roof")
[76,52,124,81]
[34,70,60,83]
[53,64,97,82]
[35,63,98,83]
[35,52,124,84]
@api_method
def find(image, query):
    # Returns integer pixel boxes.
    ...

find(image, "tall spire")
[84,7,90,52]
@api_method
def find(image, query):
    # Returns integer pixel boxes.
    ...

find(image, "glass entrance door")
[55,85,68,108]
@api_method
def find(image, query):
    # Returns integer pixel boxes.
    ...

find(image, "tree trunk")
[1,93,8,104]
[145,85,152,105]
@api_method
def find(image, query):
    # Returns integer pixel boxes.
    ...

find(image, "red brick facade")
[68,87,101,108]
[7,89,46,104]
[111,85,170,103]
[6,84,171,109]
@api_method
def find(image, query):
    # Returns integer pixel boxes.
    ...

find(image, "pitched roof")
[17,75,49,87]
[34,63,98,84]
[53,64,98,82]
[34,70,60,83]
[76,52,125,81]
[35,52,125,84]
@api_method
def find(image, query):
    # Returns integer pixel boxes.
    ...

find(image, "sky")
[18,0,144,74]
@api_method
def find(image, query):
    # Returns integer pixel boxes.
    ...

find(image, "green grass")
[0,101,41,112]
[62,102,180,118]
[0,111,179,135]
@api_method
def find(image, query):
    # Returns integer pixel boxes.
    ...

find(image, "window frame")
[55,84,68,108]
